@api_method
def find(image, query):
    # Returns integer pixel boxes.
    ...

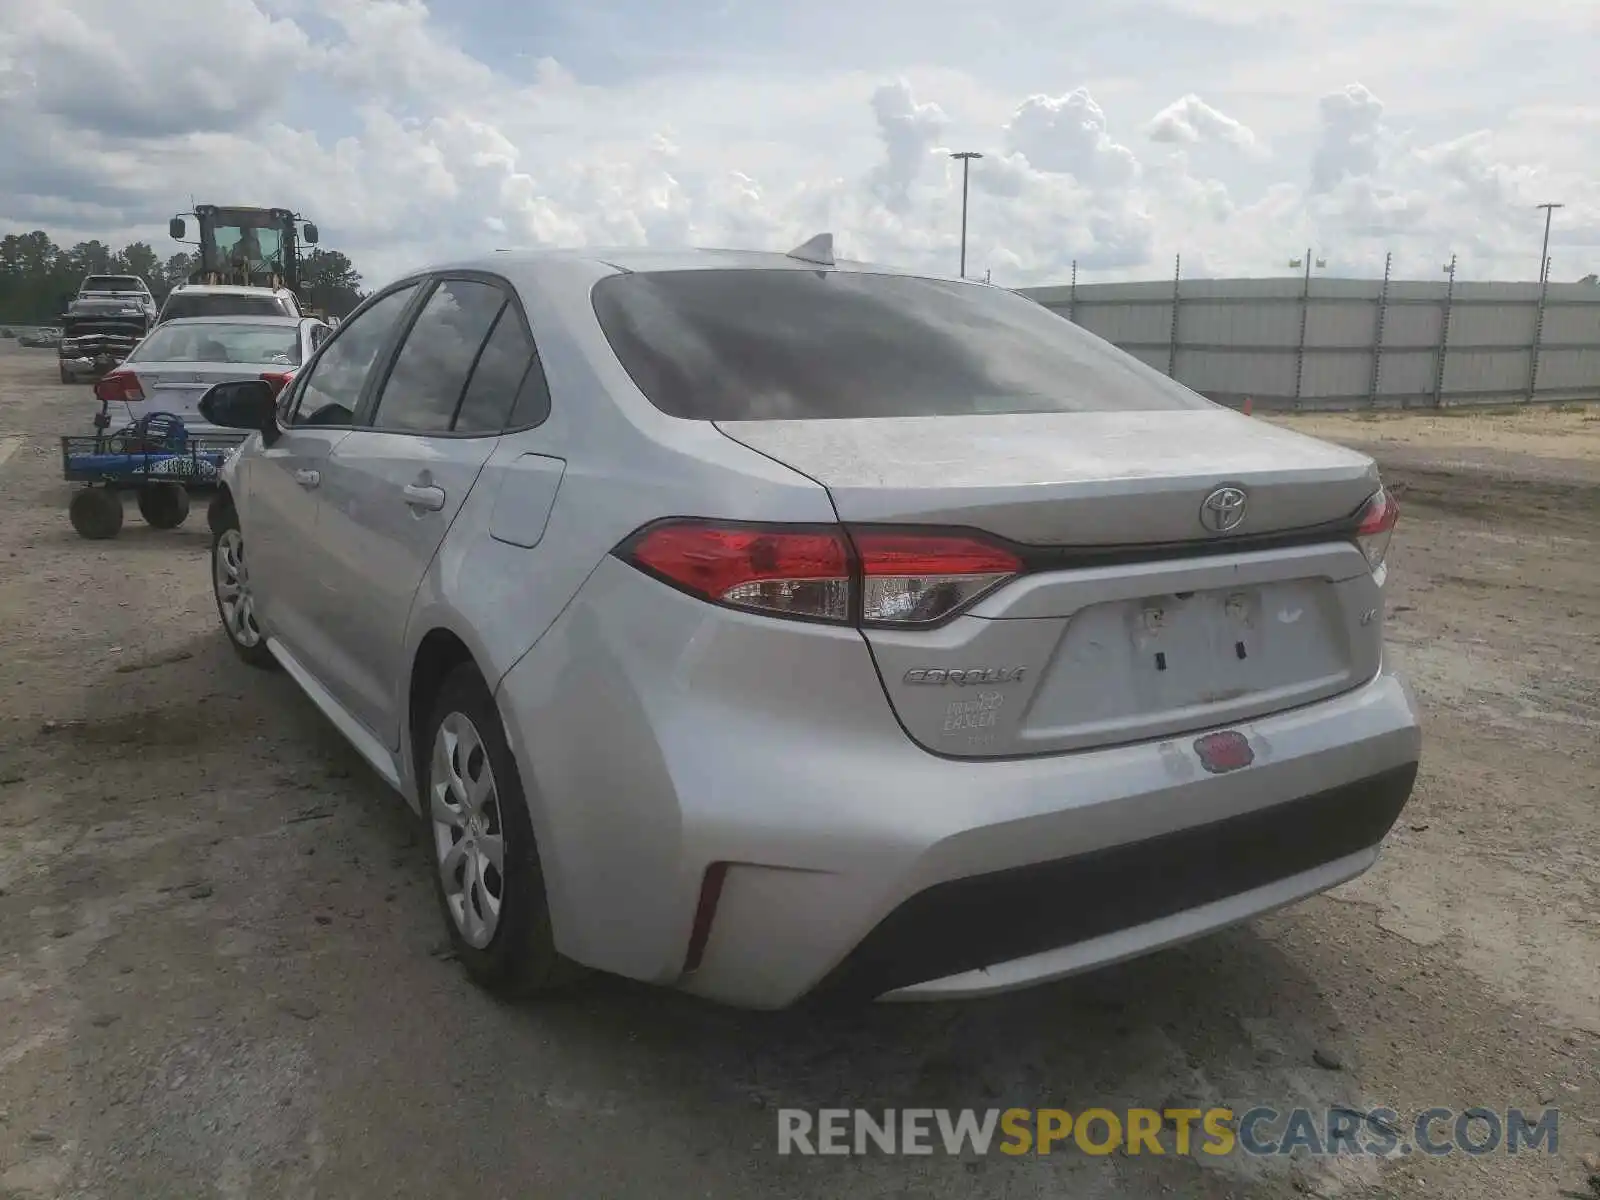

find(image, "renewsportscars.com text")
[777,1106,1560,1158]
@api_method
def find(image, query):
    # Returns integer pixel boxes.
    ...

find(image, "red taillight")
[260,371,293,397]
[93,371,144,404]
[1353,486,1399,571]
[624,522,852,622]
[618,520,1023,626]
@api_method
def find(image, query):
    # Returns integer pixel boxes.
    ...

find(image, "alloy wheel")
[214,529,261,648]
[429,711,506,949]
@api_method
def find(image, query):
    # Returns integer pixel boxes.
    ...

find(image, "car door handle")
[403,483,446,512]
[294,469,320,488]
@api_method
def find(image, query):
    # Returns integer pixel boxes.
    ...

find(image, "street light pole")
[950,151,983,278]
[1535,202,1564,283]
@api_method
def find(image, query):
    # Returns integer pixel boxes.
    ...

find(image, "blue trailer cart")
[60,407,247,539]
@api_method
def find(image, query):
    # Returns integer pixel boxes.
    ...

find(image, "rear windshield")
[130,323,301,366]
[590,269,1209,420]
[83,276,145,293]
[162,294,288,321]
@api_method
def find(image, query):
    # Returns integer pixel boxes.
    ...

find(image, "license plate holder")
[1130,587,1264,699]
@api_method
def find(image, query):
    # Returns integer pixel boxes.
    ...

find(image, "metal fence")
[1017,258,1600,412]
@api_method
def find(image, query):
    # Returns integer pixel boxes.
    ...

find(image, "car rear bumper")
[811,762,1414,1003]
[58,351,128,378]
[495,556,1422,1010]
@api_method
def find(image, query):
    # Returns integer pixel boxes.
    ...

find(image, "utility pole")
[1289,250,1325,406]
[950,151,983,278]
[1368,251,1393,406]
[1435,254,1457,408]
[1536,203,1563,283]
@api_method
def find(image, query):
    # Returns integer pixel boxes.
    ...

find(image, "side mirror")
[302,222,319,245]
[169,217,186,240]
[199,380,279,444]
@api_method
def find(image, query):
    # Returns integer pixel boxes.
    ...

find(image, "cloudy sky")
[1,0,1597,289]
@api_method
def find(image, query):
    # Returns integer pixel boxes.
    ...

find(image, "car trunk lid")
[716,409,1388,758]
[715,409,1378,545]
[111,362,288,429]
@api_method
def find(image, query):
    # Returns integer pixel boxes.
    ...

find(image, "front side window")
[128,322,301,366]
[366,279,506,434]
[290,284,420,427]
[591,269,1212,420]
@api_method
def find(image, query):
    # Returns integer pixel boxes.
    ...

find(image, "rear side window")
[367,279,506,434]
[506,356,552,429]
[591,269,1210,420]
[455,307,540,433]
[163,294,286,320]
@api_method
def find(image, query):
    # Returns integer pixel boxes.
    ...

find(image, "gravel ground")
[0,340,1596,1200]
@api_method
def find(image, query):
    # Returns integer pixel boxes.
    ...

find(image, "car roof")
[408,243,969,286]
[169,283,294,295]
[152,315,309,327]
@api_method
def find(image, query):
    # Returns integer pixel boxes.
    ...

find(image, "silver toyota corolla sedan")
[196,239,1422,1010]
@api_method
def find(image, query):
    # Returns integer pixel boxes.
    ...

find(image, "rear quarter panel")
[409,257,844,685]
[398,257,842,800]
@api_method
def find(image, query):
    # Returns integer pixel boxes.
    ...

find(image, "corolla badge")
[904,666,1028,686]
[1199,486,1248,534]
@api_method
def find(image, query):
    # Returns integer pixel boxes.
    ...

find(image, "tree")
[0,230,75,323]
[301,248,365,318]
[1,231,57,277]
[0,227,367,325]
[161,251,199,291]
[118,242,162,285]
[64,240,117,277]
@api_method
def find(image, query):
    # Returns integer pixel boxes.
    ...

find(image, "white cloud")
[10,0,311,137]
[0,0,1597,288]
[1145,94,1261,154]
[1004,89,1139,189]
[1311,83,1387,194]
[868,80,949,214]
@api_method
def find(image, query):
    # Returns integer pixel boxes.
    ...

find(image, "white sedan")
[92,315,331,433]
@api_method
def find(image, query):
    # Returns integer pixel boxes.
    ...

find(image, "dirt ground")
[0,339,1595,1200]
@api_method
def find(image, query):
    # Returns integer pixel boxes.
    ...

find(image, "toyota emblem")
[1199,486,1248,533]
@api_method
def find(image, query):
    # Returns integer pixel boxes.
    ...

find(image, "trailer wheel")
[137,483,190,530]
[69,489,124,540]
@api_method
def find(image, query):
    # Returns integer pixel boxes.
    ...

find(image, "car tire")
[210,505,276,669]
[421,663,576,997]
[68,489,123,539]
[138,483,190,530]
